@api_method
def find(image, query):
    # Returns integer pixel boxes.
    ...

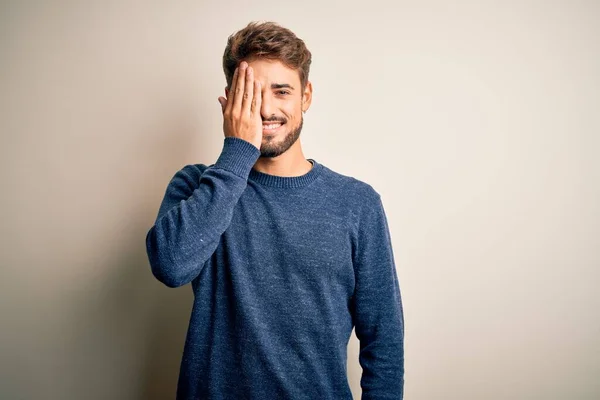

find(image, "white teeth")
[263,124,281,130]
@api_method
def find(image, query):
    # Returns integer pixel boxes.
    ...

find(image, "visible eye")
[276,90,291,95]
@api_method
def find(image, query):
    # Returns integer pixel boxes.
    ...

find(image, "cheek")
[283,103,302,119]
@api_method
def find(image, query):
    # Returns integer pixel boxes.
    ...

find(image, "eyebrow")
[271,83,295,91]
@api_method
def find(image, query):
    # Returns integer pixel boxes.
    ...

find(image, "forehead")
[245,58,300,86]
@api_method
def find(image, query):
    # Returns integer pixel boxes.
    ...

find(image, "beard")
[259,114,304,158]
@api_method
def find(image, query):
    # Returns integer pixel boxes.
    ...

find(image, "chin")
[259,116,303,158]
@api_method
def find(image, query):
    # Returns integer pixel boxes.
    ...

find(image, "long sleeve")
[145,137,260,288]
[351,193,405,399]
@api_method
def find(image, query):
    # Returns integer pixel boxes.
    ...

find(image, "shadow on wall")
[76,108,202,399]
[136,119,203,399]
[65,216,192,399]
[138,276,191,399]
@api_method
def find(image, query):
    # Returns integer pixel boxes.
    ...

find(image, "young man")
[145,21,404,399]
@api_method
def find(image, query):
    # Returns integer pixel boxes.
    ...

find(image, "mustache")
[262,117,286,123]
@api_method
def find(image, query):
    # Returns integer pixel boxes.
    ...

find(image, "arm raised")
[145,137,260,288]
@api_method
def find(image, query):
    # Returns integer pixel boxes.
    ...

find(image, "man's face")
[227,58,312,158]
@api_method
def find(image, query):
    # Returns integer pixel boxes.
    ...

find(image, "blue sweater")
[146,137,404,399]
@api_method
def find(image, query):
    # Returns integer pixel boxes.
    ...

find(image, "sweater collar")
[248,159,323,189]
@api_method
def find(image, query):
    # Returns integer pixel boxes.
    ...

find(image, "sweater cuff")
[213,137,261,179]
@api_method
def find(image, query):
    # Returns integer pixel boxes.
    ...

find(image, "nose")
[260,90,274,120]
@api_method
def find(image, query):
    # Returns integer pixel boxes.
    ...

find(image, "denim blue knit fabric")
[146,137,404,399]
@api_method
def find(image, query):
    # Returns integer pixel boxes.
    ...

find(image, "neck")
[252,142,313,177]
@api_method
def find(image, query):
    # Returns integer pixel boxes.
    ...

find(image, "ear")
[302,81,313,113]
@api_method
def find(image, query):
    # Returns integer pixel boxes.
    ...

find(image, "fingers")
[232,62,247,112]
[224,66,239,115]
[242,65,253,113]
[251,80,261,115]
[223,61,260,118]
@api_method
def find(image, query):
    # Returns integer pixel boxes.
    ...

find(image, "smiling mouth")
[263,122,284,134]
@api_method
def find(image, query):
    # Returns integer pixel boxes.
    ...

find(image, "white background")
[1,1,598,399]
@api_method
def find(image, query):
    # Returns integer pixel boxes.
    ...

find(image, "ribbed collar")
[248,159,323,188]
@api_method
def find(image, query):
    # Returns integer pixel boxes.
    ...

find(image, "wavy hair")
[222,21,312,92]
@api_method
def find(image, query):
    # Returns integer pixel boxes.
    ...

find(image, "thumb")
[218,97,226,113]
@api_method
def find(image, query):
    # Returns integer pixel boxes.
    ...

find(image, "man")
[145,21,404,399]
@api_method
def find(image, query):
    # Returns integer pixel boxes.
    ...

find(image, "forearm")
[146,137,259,287]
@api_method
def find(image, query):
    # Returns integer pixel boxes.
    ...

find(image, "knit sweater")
[145,137,404,399]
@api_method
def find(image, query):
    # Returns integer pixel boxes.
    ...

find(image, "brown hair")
[222,21,312,92]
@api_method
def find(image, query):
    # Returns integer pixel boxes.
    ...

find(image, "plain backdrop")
[1,1,598,399]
